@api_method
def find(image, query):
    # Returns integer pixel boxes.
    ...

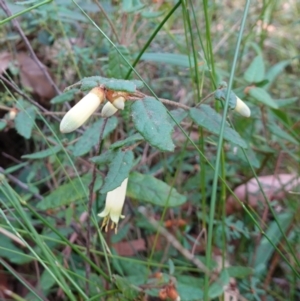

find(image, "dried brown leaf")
[16,52,56,99]
[0,52,12,73]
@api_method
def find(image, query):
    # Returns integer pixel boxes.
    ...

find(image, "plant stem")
[85,118,108,294]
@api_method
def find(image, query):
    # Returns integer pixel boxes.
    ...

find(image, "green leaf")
[110,133,144,149]
[189,105,247,148]
[214,88,238,109]
[254,79,269,87]
[72,117,118,157]
[0,235,32,264]
[0,120,7,131]
[113,275,140,299]
[208,269,230,299]
[2,162,28,174]
[254,212,293,268]
[131,97,175,151]
[122,0,144,12]
[276,97,298,108]
[80,76,99,91]
[103,78,144,92]
[100,150,134,194]
[141,10,165,18]
[168,108,189,126]
[177,282,203,301]
[226,266,253,278]
[244,55,265,83]
[22,145,62,159]
[265,60,290,90]
[108,45,132,79]
[50,89,79,104]
[168,259,175,275]
[141,52,198,68]
[37,173,102,210]
[268,123,299,145]
[80,76,143,93]
[127,172,186,207]
[249,87,279,109]
[15,106,36,139]
[90,150,115,165]
[39,269,57,292]
[236,146,260,168]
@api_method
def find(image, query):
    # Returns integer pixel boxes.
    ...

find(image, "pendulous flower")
[98,178,128,233]
[234,96,251,117]
[60,87,105,133]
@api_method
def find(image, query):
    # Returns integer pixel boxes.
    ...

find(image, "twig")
[191,228,206,256]
[138,207,210,274]
[195,91,215,106]
[63,212,89,258]
[0,0,61,96]
[0,75,61,122]
[93,0,120,44]
[159,98,190,110]
[126,13,139,46]
[85,118,108,294]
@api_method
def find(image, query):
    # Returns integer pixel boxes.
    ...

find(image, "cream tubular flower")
[101,102,118,117]
[60,87,105,133]
[98,177,128,233]
[234,97,251,118]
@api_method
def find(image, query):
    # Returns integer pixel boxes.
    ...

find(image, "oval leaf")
[127,172,186,207]
[100,150,134,194]
[249,87,278,109]
[208,269,230,299]
[189,105,247,148]
[110,133,144,149]
[265,60,290,90]
[244,55,265,83]
[168,108,189,126]
[80,76,143,93]
[15,106,36,139]
[72,117,118,157]
[131,97,175,151]
[108,45,132,79]
[37,173,102,210]
[50,89,79,104]
[268,123,299,145]
[22,145,62,159]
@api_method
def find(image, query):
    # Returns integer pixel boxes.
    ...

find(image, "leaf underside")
[189,105,247,148]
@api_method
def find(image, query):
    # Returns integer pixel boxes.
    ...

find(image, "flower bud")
[234,97,251,117]
[106,90,127,110]
[101,102,118,117]
[112,96,125,110]
[60,87,105,133]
